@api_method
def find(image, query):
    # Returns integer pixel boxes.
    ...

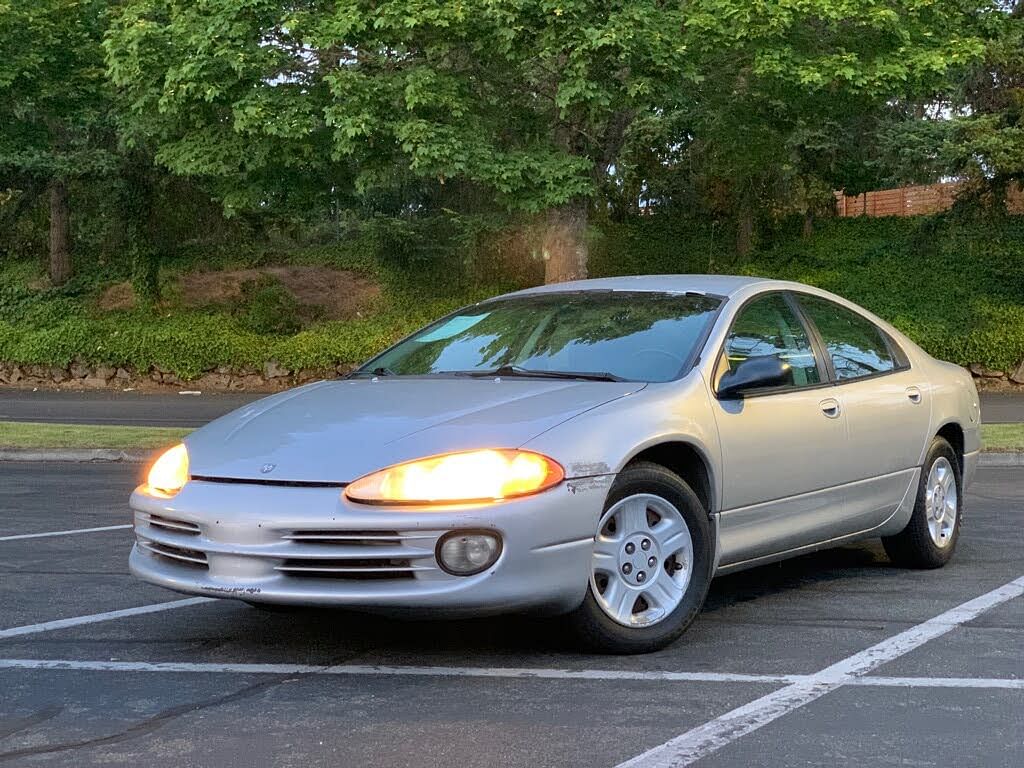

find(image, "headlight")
[345,449,564,505]
[147,443,189,496]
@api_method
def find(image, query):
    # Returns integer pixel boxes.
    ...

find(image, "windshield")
[360,291,722,383]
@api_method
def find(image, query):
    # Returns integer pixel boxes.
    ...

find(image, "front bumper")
[129,477,610,617]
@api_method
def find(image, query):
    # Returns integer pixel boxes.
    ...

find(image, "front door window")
[719,294,821,389]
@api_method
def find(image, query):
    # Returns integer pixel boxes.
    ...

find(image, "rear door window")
[796,294,895,381]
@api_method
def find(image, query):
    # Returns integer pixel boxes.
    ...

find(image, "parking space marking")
[854,675,1024,690]
[0,659,1020,693]
[0,597,214,640]
[0,658,801,684]
[0,524,131,542]
[617,574,1024,768]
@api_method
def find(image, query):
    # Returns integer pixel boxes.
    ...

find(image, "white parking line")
[0,659,795,683]
[0,659,1020,692]
[616,574,1024,768]
[854,675,1024,690]
[0,597,214,640]
[0,658,801,684]
[0,524,132,542]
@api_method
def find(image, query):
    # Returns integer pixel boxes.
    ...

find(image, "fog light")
[437,531,502,576]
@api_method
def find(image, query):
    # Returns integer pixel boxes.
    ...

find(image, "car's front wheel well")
[625,442,713,514]
[936,422,965,471]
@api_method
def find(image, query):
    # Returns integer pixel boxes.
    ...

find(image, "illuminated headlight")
[437,531,502,576]
[344,449,564,505]
[147,443,189,496]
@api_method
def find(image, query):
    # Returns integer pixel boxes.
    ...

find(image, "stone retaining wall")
[0,360,354,392]
[970,363,1024,387]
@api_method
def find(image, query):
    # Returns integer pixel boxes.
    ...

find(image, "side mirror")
[717,354,793,399]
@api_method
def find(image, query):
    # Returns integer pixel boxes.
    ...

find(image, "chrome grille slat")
[274,564,433,573]
[136,525,433,561]
[134,523,445,581]
[267,545,435,560]
[138,539,208,567]
[283,532,435,542]
[142,514,200,535]
[271,533,442,581]
[274,556,431,580]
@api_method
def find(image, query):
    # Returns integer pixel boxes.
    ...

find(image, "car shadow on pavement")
[701,541,898,614]
[210,541,904,658]
[221,603,559,658]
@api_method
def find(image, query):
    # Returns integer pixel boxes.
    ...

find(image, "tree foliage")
[0,0,115,179]
[103,0,994,278]
[643,0,989,248]
[0,0,1011,287]
[948,1,1024,188]
[0,0,116,282]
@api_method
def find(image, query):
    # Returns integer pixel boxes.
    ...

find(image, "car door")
[711,292,849,566]
[794,293,930,528]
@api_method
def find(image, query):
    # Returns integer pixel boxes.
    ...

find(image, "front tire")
[567,461,713,654]
[882,437,962,569]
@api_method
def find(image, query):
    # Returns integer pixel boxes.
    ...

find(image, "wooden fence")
[834,182,1024,218]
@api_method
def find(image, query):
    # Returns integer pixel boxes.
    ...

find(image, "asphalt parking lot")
[0,462,1021,767]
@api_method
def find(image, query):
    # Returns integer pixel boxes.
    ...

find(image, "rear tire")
[567,461,713,654]
[882,437,962,569]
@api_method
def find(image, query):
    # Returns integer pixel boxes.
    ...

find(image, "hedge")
[1,213,1022,378]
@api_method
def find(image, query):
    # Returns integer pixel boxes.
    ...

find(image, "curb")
[0,448,152,463]
[977,452,1024,467]
[0,448,1021,466]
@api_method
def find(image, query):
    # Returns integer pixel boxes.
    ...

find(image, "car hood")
[185,378,643,483]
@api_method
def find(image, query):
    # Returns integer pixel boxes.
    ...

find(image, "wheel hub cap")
[591,493,694,628]
[926,457,957,548]
[618,534,659,586]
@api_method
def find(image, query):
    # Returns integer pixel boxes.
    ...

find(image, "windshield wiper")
[348,366,397,378]
[460,365,625,382]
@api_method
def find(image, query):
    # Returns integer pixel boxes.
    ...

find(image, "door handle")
[906,386,922,404]
[819,398,841,419]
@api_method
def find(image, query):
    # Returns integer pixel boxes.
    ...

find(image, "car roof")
[500,274,919,356]
[505,274,773,299]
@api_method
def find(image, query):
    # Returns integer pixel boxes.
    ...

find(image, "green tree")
[948,1,1024,198]
[860,2,1022,211]
[104,1,357,226]
[677,0,988,252]
[0,0,116,284]
[106,0,699,283]
[106,0,989,277]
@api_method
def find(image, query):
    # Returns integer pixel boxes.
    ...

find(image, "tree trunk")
[49,179,72,285]
[121,158,161,302]
[802,208,815,238]
[542,200,588,284]
[736,192,754,257]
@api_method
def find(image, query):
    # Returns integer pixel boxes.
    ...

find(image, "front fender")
[522,373,721,509]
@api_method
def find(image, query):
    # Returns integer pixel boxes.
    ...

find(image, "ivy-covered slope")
[1,214,1022,380]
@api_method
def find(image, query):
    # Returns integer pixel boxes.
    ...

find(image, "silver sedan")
[130,275,980,653]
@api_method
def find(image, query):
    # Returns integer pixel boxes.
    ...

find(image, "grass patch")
[0,422,192,450]
[981,423,1024,452]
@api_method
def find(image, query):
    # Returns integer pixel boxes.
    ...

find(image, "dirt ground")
[99,266,380,320]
